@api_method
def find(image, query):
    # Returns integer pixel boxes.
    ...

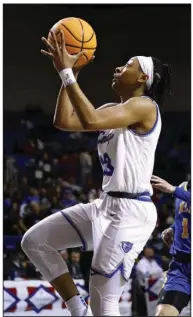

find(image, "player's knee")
[21,229,34,255]
[21,224,42,255]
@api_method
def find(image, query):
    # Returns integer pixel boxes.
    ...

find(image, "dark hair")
[146,57,172,105]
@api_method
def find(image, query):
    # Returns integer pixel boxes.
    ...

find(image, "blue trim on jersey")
[136,191,150,196]
[128,100,159,137]
[136,196,152,202]
[90,263,128,281]
[60,211,87,251]
[135,191,152,202]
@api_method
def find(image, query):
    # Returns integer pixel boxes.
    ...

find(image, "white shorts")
[61,192,157,281]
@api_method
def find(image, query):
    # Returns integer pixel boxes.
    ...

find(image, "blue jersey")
[161,181,191,296]
[170,182,191,256]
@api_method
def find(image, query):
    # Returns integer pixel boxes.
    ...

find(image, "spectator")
[19,177,30,199]
[19,201,51,233]
[68,250,83,279]
[5,156,18,185]
[136,246,163,287]
[4,201,21,235]
[50,196,63,214]
[61,188,78,208]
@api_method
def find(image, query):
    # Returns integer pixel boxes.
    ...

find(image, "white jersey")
[97,98,161,195]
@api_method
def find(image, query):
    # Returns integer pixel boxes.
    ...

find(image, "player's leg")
[89,218,127,315]
[156,290,190,316]
[21,203,93,316]
[89,198,157,316]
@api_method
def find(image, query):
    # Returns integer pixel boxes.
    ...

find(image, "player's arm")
[173,186,191,205]
[41,32,155,131]
[65,86,155,130]
[54,88,117,132]
[42,35,116,132]
[53,71,84,132]
[151,175,191,205]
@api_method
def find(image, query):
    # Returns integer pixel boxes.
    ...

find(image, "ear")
[137,73,148,84]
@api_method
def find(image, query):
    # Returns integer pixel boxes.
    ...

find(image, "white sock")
[66,294,88,316]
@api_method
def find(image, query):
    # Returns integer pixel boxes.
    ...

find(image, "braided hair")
[146,57,172,106]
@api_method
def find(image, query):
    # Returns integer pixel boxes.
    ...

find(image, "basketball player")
[151,175,191,316]
[21,30,172,316]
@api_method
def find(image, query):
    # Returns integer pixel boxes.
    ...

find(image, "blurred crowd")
[4,106,190,310]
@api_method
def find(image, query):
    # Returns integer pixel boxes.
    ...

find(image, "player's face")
[112,57,144,94]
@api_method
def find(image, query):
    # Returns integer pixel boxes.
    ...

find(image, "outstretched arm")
[151,175,191,205]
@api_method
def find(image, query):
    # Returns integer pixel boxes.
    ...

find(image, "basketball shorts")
[61,192,157,281]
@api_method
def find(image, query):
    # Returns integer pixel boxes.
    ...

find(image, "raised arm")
[41,31,156,132]
[41,33,117,132]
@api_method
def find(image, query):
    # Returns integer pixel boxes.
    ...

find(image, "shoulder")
[122,96,156,120]
[96,102,118,111]
[124,96,155,110]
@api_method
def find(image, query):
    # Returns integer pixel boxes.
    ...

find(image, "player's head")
[112,56,172,104]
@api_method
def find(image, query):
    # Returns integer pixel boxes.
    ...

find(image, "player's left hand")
[151,175,176,193]
[41,30,86,72]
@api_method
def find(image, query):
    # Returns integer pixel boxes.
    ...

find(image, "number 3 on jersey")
[99,153,114,176]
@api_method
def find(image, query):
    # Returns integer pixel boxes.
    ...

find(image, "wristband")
[59,68,76,87]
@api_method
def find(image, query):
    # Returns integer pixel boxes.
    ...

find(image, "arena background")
[3,3,191,316]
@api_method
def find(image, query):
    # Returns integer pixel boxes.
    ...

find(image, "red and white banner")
[4,279,132,316]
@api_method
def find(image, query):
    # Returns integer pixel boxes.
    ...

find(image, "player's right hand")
[161,228,174,247]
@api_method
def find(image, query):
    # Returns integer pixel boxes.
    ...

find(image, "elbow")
[53,118,69,131]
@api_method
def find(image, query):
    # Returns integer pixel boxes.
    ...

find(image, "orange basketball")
[48,17,97,68]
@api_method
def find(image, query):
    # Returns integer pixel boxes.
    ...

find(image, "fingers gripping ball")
[48,17,97,68]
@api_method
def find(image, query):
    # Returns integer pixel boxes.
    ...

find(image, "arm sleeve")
[173,187,191,205]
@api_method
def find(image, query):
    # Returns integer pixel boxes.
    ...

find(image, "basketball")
[48,17,97,68]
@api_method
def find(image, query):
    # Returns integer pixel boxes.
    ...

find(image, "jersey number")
[182,218,189,239]
[99,153,114,176]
